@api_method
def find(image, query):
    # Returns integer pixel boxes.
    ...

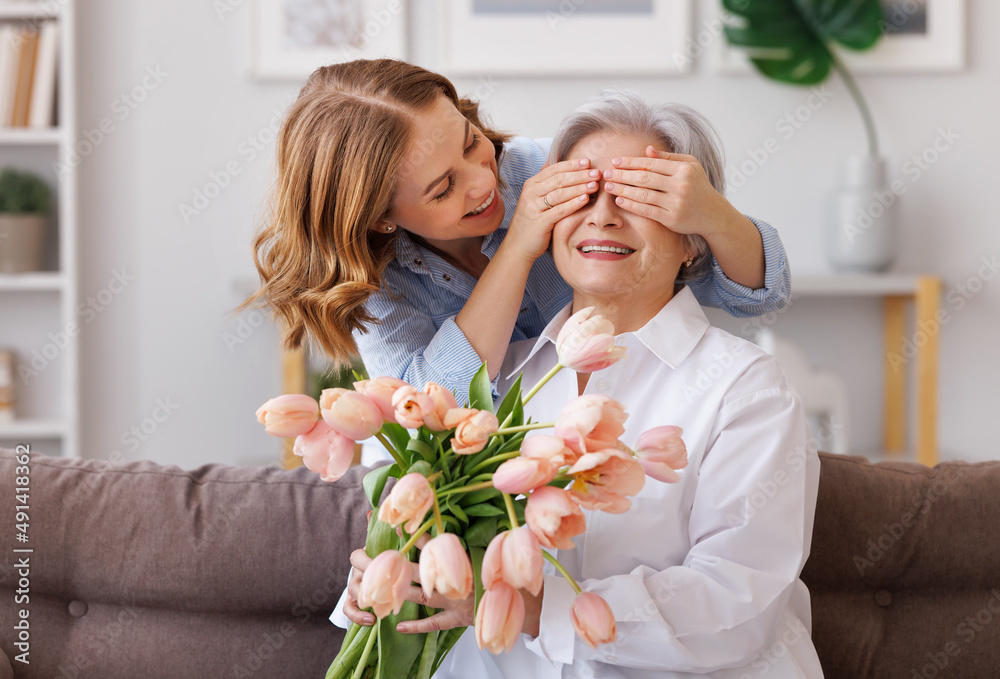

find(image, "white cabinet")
[0,0,77,457]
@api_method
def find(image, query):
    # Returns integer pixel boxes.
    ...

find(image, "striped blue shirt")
[354,137,791,403]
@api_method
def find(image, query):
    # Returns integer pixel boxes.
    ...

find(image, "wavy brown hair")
[239,59,508,366]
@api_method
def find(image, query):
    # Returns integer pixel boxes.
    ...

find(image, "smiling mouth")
[579,245,635,255]
[466,189,495,216]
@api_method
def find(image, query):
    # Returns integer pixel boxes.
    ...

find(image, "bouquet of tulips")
[255,308,688,679]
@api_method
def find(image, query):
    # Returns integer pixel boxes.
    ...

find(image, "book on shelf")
[0,19,58,129]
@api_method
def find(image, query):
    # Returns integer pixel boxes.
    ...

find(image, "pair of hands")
[506,146,738,263]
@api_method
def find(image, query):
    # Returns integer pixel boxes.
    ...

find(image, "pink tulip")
[255,394,320,438]
[492,457,557,495]
[635,426,688,483]
[475,582,525,654]
[293,420,355,482]
[392,386,435,429]
[481,526,543,596]
[358,550,412,619]
[524,486,587,549]
[319,388,383,441]
[378,473,434,535]
[568,449,645,514]
[520,434,576,468]
[571,592,617,648]
[418,533,473,601]
[554,394,628,456]
[354,377,409,422]
[556,306,627,373]
[422,382,459,430]
[444,408,499,455]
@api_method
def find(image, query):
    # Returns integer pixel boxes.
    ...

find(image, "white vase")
[827,156,896,273]
[0,214,47,273]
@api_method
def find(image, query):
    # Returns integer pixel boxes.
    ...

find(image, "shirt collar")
[504,286,710,378]
[392,228,507,274]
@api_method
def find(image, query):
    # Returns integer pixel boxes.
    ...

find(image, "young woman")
[338,91,822,678]
[244,59,791,403]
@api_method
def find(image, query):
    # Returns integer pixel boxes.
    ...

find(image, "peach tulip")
[292,420,355,482]
[568,449,645,514]
[475,582,525,654]
[319,388,382,441]
[481,526,543,596]
[556,306,627,373]
[634,426,688,483]
[422,382,459,430]
[256,394,320,438]
[524,486,587,549]
[354,377,409,422]
[378,473,434,535]
[358,550,411,619]
[444,408,499,455]
[554,394,628,456]
[392,386,436,429]
[571,592,617,648]
[520,434,576,467]
[492,457,557,495]
[418,533,473,601]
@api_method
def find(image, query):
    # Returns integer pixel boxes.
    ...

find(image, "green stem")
[431,491,444,534]
[502,492,519,529]
[522,363,564,407]
[399,517,435,554]
[436,479,495,498]
[352,620,379,679]
[828,48,878,156]
[467,451,522,476]
[542,551,582,595]
[495,422,555,436]
[374,431,405,468]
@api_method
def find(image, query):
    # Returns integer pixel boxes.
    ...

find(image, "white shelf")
[0,418,65,439]
[0,2,60,20]
[0,272,63,291]
[0,127,63,145]
[792,274,924,297]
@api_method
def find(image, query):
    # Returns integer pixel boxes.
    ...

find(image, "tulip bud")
[319,388,382,441]
[422,382,459,430]
[554,394,627,456]
[358,550,411,619]
[293,420,355,482]
[635,425,688,483]
[256,394,320,438]
[520,434,575,467]
[392,386,436,429]
[571,591,617,648]
[568,449,645,514]
[492,457,557,495]
[481,526,543,596]
[354,377,409,422]
[556,306,626,373]
[378,473,434,535]
[444,408,500,455]
[524,486,587,549]
[419,533,473,601]
[475,582,525,654]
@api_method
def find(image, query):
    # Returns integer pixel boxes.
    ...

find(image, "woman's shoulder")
[697,326,793,398]
[500,137,551,180]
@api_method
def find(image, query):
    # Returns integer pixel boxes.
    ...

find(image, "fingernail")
[603,169,613,180]
[612,158,622,166]
[587,181,597,190]
[364,615,375,625]
[605,182,615,192]
[616,196,625,205]
[578,194,588,201]
[589,169,600,178]
[396,624,408,632]
[579,159,589,167]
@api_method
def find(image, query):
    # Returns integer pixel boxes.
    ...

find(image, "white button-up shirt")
[335,287,823,678]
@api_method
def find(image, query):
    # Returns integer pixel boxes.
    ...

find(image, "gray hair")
[549,90,725,282]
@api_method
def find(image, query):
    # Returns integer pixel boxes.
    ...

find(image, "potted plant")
[0,167,52,274]
[722,0,894,272]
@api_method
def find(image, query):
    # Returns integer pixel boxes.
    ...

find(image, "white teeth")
[468,189,495,216]
[580,245,635,255]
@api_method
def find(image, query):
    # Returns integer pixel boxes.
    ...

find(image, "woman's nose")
[587,185,623,228]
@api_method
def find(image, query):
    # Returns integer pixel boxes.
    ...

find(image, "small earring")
[685,257,693,267]
[385,225,395,233]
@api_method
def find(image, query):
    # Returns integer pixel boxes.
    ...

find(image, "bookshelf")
[0,0,77,457]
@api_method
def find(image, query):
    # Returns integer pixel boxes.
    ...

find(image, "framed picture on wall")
[252,0,407,81]
[439,0,694,76]
[716,0,965,74]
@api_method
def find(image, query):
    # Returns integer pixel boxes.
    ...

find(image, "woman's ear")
[373,219,397,235]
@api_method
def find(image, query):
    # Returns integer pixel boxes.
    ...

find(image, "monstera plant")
[723,0,896,272]
[722,0,883,155]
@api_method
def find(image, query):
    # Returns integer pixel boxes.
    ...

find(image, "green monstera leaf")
[722,0,883,85]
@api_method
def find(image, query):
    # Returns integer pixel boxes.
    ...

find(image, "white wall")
[75,0,1000,469]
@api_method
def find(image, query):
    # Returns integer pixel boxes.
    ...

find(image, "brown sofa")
[1,446,999,678]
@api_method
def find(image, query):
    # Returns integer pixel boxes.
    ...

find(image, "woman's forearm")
[702,211,766,291]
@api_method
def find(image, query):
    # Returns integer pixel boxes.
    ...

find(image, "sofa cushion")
[804,452,1000,678]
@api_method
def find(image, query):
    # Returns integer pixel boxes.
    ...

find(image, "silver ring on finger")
[542,194,553,209]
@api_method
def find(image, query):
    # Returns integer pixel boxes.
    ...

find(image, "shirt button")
[596,379,608,390]
[413,258,423,266]
[442,274,451,282]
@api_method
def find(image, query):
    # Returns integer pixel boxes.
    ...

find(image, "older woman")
[339,92,822,678]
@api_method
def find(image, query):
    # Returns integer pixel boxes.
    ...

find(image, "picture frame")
[716,0,966,74]
[252,0,407,81]
[439,0,694,76]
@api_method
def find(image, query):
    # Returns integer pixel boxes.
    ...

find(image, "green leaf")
[406,460,433,478]
[722,0,882,85]
[469,546,486,610]
[495,374,523,425]
[365,512,401,558]
[406,438,435,464]
[463,503,505,517]
[376,600,424,679]
[415,629,439,679]
[381,423,412,458]
[460,487,502,506]
[447,501,469,525]
[464,516,499,548]
[467,363,494,413]
[362,464,398,509]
